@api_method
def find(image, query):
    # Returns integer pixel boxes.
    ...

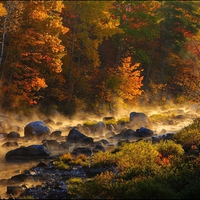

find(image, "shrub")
[69,154,90,166]
[53,160,70,170]
[173,118,200,153]
[53,152,90,169]
[91,151,116,168]
[115,140,160,178]
[179,177,200,199]
[124,177,178,199]
[154,140,184,158]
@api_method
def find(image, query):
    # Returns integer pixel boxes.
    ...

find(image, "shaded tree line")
[0,0,199,116]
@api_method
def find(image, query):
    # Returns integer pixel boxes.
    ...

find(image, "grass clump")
[149,112,175,122]
[117,117,130,124]
[83,120,98,127]
[53,152,90,169]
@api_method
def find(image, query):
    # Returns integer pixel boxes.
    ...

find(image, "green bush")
[66,123,200,199]
[154,140,184,158]
[53,153,90,169]
[179,177,200,199]
[173,118,200,153]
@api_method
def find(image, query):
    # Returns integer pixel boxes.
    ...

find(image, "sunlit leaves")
[67,139,192,199]
[30,9,47,21]
[0,2,6,16]
[116,57,144,102]
[4,1,68,108]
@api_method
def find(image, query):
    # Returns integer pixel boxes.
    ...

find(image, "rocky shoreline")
[0,104,199,199]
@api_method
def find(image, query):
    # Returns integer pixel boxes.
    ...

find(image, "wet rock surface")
[1,157,116,199]
[1,159,82,199]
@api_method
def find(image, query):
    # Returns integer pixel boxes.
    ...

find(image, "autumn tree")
[88,56,144,114]
[60,1,123,114]
[116,57,144,103]
[157,1,200,102]
[108,1,200,105]
[105,1,163,105]
[0,1,7,67]
[0,0,68,113]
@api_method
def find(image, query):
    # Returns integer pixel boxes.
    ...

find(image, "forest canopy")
[0,0,199,116]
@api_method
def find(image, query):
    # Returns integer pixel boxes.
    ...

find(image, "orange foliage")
[31,77,47,91]
[0,3,6,16]
[117,57,144,102]
[156,153,171,166]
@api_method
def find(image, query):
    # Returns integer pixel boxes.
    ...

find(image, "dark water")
[0,143,40,199]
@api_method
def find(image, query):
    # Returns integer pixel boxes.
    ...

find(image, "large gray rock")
[67,127,93,144]
[129,112,152,130]
[92,121,106,136]
[134,127,154,137]
[5,145,51,162]
[24,121,50,138]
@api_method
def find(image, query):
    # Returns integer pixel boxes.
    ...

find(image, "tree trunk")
[0,0,10,83]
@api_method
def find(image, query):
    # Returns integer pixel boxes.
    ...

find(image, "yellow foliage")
[31,10,47,20]
[0,3,6,16]
[117,57,144,101]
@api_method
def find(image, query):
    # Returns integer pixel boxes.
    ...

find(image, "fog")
[0,101,199,198]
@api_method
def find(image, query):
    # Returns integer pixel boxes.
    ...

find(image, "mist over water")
[0,102,199,198]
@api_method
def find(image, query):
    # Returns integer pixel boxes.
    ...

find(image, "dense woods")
[0,0,199,116]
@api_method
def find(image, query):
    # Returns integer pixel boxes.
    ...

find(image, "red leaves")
[156,153,172,166]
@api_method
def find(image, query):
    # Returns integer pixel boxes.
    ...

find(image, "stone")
[24,121,50,138]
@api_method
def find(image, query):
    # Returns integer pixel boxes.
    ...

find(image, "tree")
[116,57,144,103]
[61,1,123,112]
[0,0,68,112]
[158,1,200,102]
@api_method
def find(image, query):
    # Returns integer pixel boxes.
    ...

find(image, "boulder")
[42,139,61,151]
[67,127,93,144]
[92,121,106,136]
[7,131,20,139]
[50,130,62,139]
[5,145,51,162]
[24,121,50,138]
[129,112,152,130]
[71,147,92,156]
[134,127,154,137]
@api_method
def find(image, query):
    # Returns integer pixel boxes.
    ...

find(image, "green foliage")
[91,151,116,168]
[149,112,175,123]
[124,177,178,199]
[20,196,34,200]
[69,154,89,167]
[53,153,90,169]
[83,120,98,127]
[103,118,117,125]
[53,160,70,170]
[115,141,160,177]
[117,117,130,124]
[173,118,200,153]
[66,134,200,199]
[154,140,184,158]
[106,75,122,91]
[179,177,200,199]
